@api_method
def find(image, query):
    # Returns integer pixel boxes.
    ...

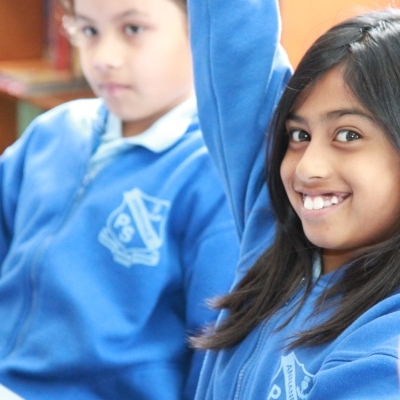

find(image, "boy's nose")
[93,35,124,71]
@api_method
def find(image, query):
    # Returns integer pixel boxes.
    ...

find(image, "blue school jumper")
[189,0,400,398]
[0,98,239,399]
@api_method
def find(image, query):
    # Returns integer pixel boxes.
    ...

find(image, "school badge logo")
[98,188,170,267]
[267,352,314,400]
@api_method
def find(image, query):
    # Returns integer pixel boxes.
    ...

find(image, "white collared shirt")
[88,97,197,180]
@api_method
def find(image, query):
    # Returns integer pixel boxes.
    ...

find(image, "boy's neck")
[122,93,195,137]
[116,96,196,145]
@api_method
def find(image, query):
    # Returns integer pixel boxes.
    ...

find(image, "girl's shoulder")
[325,291,400,362]
[309,295,400,399]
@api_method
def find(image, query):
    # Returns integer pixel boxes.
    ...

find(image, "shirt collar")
[104,97,198,153]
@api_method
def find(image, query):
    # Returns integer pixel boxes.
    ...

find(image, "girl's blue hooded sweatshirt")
[188,0,400,398]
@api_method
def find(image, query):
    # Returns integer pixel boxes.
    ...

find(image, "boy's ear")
[62,16,80,46]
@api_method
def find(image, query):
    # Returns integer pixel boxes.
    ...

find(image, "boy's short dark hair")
[173,0,187,12]
[60,0,73,15]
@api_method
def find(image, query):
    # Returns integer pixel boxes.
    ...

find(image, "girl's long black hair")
[193,8,400,350]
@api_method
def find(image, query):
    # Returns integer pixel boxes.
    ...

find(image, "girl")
[0,0,238,398]
[189,0,400,398]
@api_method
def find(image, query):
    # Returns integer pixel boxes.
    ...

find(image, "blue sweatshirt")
[0,98,239,399]
[189,0,400,398]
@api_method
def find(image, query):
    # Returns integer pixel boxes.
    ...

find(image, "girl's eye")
[336,130,361,142]
[124,25,144,35]
[289,129,310,142]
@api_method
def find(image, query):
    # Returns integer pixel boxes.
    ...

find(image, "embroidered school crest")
[98,188,170,267]
[267,352,315,400]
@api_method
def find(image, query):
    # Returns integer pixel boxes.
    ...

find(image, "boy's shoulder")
[40,98,106,124]
[26,98,106,135]
[19,98,107,147]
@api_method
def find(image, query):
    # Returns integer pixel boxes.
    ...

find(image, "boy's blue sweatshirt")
[189,0,400,398]
[0,99,238,399]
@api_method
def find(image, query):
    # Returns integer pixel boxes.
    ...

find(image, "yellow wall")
[281,0,399,67]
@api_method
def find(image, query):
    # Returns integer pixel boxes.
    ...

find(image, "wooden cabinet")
[0,0,93,153]
[0,0,44,152]
[0,93,17,151]
[0,1,44,62]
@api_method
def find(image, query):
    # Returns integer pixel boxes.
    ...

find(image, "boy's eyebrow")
[287,108,375,124]
[74,9,149,22]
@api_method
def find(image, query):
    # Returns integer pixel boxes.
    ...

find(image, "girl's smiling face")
[280,67,400,274]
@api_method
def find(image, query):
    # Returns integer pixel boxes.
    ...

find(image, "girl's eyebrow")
[325,108,375,122]
[286,114,304,124]
[286,108,375,124]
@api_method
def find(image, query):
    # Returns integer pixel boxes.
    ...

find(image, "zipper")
[233,276,307,399]
[6,170,93,357]
[5,105,107,357]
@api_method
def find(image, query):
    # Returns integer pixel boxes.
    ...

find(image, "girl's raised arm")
[188,0,292,272]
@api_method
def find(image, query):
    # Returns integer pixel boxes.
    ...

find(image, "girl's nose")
[295,141,332,182]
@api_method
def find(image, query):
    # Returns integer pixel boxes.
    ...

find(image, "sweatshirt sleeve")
[309,353,399,399]
[188,0,292,249]
[309,305,400,400]
[180,146,240,399]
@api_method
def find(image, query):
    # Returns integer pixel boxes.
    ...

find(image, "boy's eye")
[124,25,144,35]
[81,26,98,37]
[336,129,361,142]
[289,129,310,142]
[63,17,98,44]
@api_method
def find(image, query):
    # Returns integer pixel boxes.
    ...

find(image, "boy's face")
[72,0,193,136]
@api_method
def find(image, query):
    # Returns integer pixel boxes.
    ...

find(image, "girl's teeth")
[304,196,314,210]
[314,197,324,210]
[323,199,332,207]
[304,195,340,210]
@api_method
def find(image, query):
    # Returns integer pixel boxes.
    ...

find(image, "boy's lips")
[99,82,130,94]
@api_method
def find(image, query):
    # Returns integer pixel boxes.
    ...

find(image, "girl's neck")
[322,249,354,274]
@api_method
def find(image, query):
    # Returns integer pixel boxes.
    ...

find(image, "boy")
[0,0,238,398]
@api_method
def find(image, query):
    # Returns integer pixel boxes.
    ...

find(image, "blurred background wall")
[280,0,399,67]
